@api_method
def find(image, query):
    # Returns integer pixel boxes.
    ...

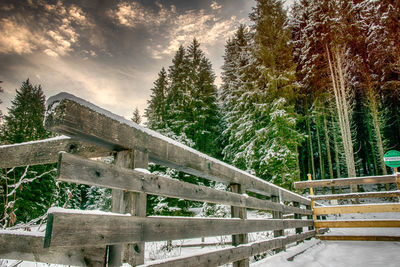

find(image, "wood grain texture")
[309,191,400,200]
[45,96,310,205]
[271,195,285,253]
[314,220,400,228]
[230,184,249,267]
[313,203,400,215]
[57,153,312,215]
[0,136,111,169]
[44,211,313,248]
[109,150,148,266]
[293,201,303,245]
[316,235,400,241]
[294,175,396,189]
[0,232,105,266]
[139,231,316,267]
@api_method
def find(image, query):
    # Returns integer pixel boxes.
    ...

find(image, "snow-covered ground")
[252,205,400,267]
[252,239,400,267]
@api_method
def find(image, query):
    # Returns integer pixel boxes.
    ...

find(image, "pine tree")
[165,45,189,137]
[1,80,50,143]
[145,67,168,130]
[145,41,221,215]
[131,107,141,124]
[220,25,254,165]
[0,79,56,225]
[365,0,400,170]
[184,39,220,156]
[220,0,303,188]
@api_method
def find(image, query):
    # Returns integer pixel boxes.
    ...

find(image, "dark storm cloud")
[0,0,254,119]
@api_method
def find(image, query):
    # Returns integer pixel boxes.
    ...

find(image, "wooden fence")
[0,92,314,267]
[294,173,400,242]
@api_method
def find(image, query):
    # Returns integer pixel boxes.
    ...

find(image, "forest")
[0,0,399,226]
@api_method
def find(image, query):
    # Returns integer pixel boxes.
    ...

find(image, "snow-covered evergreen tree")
[220,0,303,188]
[0,80,56,225]
[145,40,221,215]
[145,67,168,130]
[184,39,221,156]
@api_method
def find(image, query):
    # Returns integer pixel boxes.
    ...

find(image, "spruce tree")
[1,80,50,143]
[145,67,168,130]
[184,39,220,156]
[220,0,303,188]
[166,45,189,138]
[131,107,141,124]
[145,41,221,215]
[0,79,55,225]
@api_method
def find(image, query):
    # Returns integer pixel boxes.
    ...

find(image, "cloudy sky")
[0,0,291,121]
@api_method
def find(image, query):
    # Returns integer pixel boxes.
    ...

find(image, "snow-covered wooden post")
[109,150,148,266]
[271,193,284,253]
[230,184,249,267]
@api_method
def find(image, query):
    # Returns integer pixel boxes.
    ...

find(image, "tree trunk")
[326,44,357,193]
[332,125,343,195]
[366,82,387,176]
[323,110,334,179]
[323,109,334,194]
[306,107,316,180]
[315,112,325,193]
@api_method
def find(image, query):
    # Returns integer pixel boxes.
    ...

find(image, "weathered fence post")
[293,201,303,244]
[109,150,148,266]
[272,193,284,253]
[230,184,249,267]
[306,204,313,240]
[307,174,318,234]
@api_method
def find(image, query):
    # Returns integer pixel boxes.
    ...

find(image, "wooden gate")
[294,174,400,241]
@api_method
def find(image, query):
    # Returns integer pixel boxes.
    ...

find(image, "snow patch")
[0,135,70,149]
[0,229,44,237]
[135,168,151,174]
[47,207,130,216]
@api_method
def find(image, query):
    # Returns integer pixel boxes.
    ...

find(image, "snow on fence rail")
[0,92,314,266]
[294,174,400,242]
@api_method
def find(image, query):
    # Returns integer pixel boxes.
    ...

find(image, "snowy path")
[252,239,400,267]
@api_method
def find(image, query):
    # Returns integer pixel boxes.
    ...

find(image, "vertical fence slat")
[109,150,148,266]
[230,184,249,267]
[293,201,303,244]
[272,194,285,253]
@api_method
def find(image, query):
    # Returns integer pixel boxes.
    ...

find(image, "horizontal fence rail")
[314,203,400,215]
[0,135,111,169]
[309,191,400,200]
[44,209,313,248]
[294,175,397,189]
[317,235,400,242]
[138,231,316,267]
[314,220,400,228]
[45,93,310,205]
[57,152,312,215]
[0,231,105,265]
